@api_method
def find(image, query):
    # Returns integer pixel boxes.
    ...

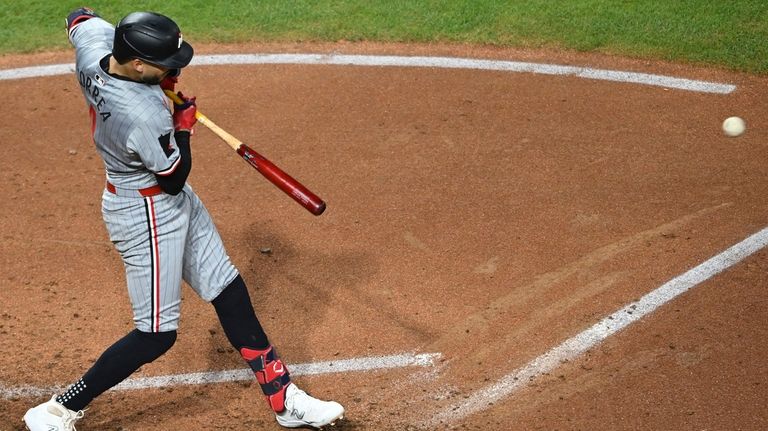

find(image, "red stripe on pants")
[146,196,161,332]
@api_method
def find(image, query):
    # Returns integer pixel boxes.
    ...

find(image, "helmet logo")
[178,33,183,49]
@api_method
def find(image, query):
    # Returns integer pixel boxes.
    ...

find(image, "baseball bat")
[164,90,326,216]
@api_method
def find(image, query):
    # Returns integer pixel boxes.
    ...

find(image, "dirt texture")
[1,41,767,430]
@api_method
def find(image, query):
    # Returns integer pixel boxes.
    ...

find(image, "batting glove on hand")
[160,69,181,92]
[160,76,178,92]
[172,92,197,133]
[66,7,99,30]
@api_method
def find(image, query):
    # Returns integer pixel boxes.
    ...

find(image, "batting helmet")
[112,12,194,68]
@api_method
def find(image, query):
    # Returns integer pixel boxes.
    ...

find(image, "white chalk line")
[428,226,768,427]
[0,352,440,399]
[0,54,735,94]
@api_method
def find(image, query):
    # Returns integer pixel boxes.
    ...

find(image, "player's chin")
[142,73,165,85]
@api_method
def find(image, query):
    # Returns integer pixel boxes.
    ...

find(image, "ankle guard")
[240,345,291,412]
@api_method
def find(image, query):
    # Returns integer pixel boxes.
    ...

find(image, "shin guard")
[240,345,291,412]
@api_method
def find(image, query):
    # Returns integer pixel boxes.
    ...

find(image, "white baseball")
[722,116,746,137]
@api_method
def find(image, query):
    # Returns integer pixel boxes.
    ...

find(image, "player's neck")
[108,56,140,81]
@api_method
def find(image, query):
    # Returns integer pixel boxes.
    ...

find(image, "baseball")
[722,116,746,137]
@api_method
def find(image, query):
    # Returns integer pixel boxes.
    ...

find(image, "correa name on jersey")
[78,69,111,121]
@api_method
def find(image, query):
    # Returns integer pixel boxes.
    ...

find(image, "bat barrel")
[237,145,326,216]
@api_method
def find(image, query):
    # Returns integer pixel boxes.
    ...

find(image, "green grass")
[1,0,766,73]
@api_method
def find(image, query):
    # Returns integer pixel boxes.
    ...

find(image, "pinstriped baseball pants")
[102,184,238,332]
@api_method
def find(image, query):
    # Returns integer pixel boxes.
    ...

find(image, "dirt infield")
[1,42,767,430]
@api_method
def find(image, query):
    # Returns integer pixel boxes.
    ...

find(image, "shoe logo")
[47,425,59,431]
[292,409,305,420]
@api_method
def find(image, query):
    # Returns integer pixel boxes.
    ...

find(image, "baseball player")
[23,8,344,430]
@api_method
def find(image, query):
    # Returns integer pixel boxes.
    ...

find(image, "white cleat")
[23,395,85,431]
[276,383,345,429]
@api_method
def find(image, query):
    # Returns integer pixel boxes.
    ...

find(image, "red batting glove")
[172,92,197,133]
[160,75,178,92]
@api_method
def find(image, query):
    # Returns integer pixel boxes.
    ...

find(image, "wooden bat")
[164,90,326,216]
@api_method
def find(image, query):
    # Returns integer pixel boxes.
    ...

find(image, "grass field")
[1,1,766,73]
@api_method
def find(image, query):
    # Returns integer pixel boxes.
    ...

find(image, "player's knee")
[211,275,270,351]
[212,274,249,312]
[134,329,177,360]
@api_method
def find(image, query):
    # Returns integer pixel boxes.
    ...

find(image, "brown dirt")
[1,41,767,430]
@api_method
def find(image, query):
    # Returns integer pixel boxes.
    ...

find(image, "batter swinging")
[23,8,344,430]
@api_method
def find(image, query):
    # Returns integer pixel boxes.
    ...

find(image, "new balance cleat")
[275,383,345,429]
[23,395,85,431]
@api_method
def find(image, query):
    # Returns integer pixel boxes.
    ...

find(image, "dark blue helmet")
[113,12,194,68]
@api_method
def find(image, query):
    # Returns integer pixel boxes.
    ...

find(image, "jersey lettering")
[78,69,111,122]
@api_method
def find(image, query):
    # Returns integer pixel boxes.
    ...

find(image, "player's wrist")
[66,8,99,31]
[174,129,193,138]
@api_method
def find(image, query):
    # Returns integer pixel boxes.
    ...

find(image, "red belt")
[106,181,163,197]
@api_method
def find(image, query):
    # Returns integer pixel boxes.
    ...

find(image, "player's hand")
[66,7,99,32]
[160,75,178,92]
[160,69,181,92]
[172,92,197,133]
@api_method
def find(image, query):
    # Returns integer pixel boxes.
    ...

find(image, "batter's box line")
[0,351,441,399]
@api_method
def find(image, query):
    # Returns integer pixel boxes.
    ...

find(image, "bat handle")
[163,88,209,123]
[163,89,242,151]
[163,89,186,105]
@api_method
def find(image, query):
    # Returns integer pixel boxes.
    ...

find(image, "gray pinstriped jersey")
[69,17,238,332]
[70,18,181,190]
